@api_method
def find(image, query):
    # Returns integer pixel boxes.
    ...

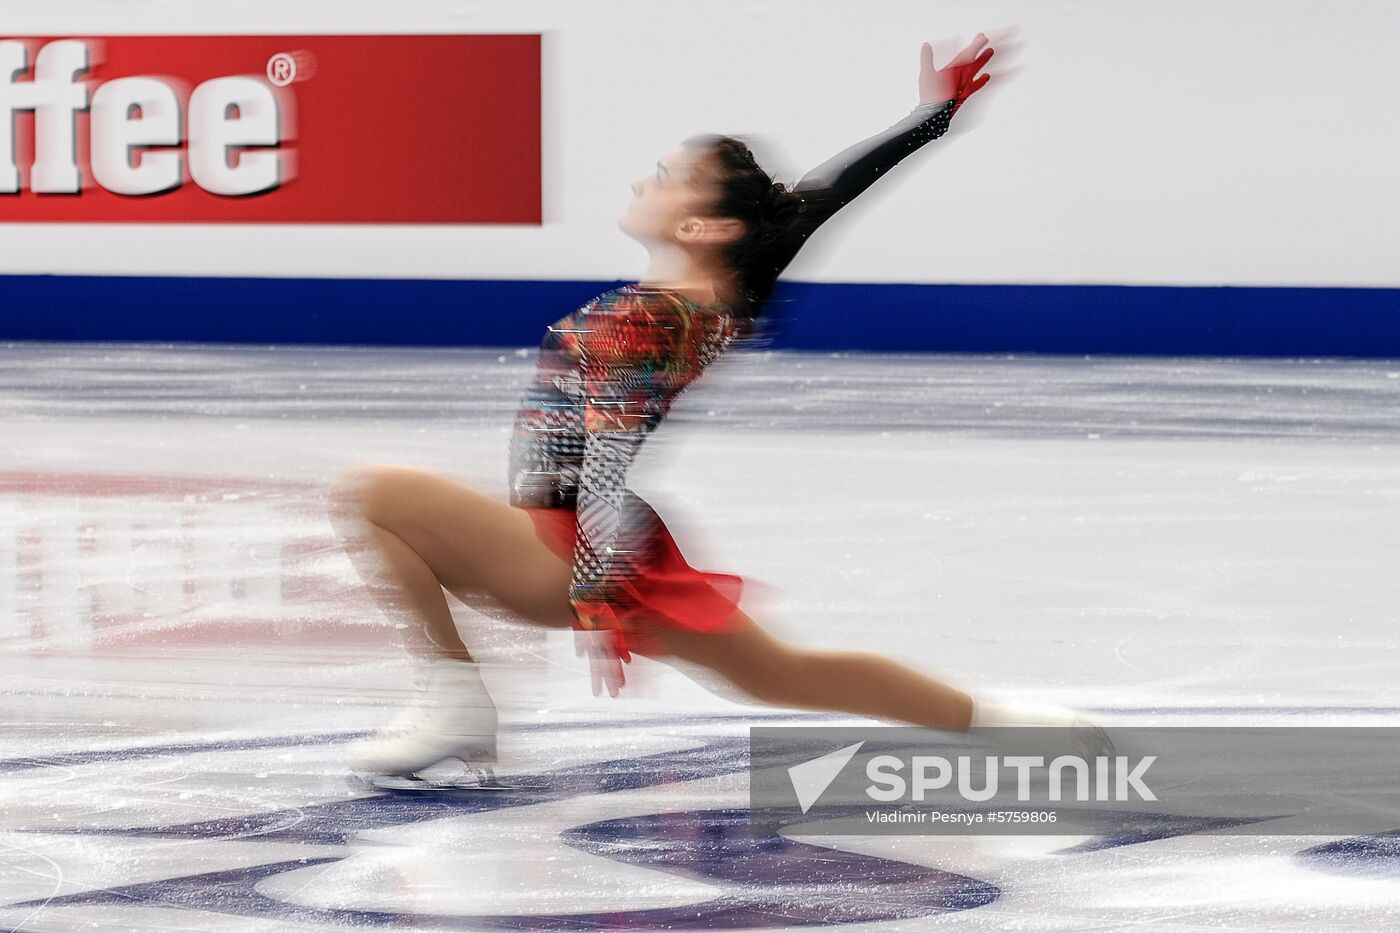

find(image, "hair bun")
[683,133,801,316]
[757,182,800,236]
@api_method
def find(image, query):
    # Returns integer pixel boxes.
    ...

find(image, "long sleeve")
[568,295,689,612]
[571,431,654,609]
[747,99,959,303]
[509,308,591,509]
[792,98,957,230]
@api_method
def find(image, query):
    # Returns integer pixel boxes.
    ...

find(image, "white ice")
[1,344,1399,931]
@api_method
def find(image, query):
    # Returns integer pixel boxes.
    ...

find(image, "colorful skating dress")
[508,100,958,655]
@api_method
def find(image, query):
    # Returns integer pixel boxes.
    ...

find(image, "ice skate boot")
[346,658,501,790]
[1067,712,1115,761]
[969,699,1115,760]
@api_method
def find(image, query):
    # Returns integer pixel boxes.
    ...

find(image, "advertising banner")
[0,35,540,223]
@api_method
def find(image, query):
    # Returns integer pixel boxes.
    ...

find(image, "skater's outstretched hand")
[919,34,994,110]
[573,603,631,697]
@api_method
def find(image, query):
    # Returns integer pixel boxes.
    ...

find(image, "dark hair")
[684,134,801,319]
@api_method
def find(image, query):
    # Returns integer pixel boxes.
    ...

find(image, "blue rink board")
[3,274,1399,357]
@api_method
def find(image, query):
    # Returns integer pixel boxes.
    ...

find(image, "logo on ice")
[788,741,1157,813]
[0,39,289,197]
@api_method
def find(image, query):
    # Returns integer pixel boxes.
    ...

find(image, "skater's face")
[619,146,744,255]
[620,146,702,243]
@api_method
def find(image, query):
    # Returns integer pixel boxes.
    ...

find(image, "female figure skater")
[336,36,1099,781]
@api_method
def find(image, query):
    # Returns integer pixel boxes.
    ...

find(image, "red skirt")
[525,507,745,656]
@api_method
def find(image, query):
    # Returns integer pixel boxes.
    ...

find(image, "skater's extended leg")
[653,616,1106,742]
[650,613,975,730]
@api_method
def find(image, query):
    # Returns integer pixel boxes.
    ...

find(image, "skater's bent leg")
[651,612,974,731]
[331,465,565,776]
[330,465,574,660]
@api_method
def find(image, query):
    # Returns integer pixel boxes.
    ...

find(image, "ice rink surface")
[2,343,1399,931]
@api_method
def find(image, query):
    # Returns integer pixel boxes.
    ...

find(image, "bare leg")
[331,464,973,730]
[330,464,574,661]
[649,614,974,731]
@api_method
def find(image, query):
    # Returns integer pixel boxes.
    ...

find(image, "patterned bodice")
[509,286,738,607]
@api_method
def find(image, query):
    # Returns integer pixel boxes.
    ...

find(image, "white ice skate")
[970,700,1116,760]
[346,658,503,791]
[1067,712,1116,761]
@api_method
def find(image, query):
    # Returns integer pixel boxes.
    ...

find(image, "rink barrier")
[4,274,1399,357]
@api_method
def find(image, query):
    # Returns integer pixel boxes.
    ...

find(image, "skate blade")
[1070,720,1116,759]
[359,765,520,793]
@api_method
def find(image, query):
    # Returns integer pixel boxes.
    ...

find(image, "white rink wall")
[3,0,1398,288]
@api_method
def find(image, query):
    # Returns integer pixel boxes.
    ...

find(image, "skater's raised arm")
[755,37,996,288]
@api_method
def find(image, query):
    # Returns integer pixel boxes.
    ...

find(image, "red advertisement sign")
[0,35,541,223]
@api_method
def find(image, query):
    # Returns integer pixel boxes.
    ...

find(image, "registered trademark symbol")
[267,52,297,87]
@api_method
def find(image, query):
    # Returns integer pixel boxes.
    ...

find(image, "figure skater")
[334,35,1101,782]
